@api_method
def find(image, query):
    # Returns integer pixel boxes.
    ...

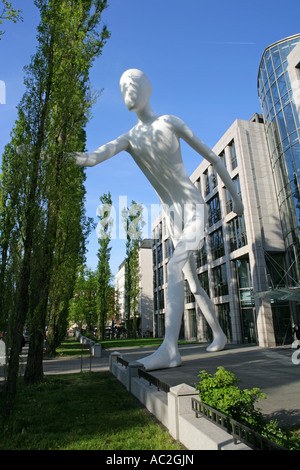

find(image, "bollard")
[92,343,102,357]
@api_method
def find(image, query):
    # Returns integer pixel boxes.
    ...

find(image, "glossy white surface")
[75,69,243,370]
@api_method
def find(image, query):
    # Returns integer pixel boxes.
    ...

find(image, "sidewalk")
[112,342,300,428]
[0,346,110,384]
[42,349,110,375]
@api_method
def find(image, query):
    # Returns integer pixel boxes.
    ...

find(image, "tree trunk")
[23,318,45,386]
[1,232,32,413]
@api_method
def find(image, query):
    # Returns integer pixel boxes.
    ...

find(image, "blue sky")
[1,0,300,276]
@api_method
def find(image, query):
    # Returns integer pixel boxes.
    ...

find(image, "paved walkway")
[1,342,300,428]
[114,343,300,428]
[0,347,110,384]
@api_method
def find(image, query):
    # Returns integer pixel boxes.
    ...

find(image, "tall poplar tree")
[96,192,113,340]
[68,265,98,330]
[122,201,145,338]
[0,0,110,413]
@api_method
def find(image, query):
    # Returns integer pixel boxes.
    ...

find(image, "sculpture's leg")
[183,257,227,352]
[136,242,185,371]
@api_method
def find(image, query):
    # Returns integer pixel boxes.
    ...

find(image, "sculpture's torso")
[127,115,204,213]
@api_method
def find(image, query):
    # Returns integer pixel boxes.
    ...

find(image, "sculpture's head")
[120,69,152,112]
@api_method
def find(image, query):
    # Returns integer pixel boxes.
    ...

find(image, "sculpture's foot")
[206,331,227,352]
[137,344,182,371]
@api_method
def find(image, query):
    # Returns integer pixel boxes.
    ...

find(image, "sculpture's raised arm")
[75,133,129,167]
[174,117,244,216]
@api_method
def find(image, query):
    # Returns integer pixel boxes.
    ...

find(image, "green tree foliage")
[0,0,22,39]
[0,0,110,413]
[96,192,113,340]
[68,266,98,329]
[122,201,145,338]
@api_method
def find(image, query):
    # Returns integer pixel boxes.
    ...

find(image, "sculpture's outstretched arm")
[75,134,129,167]
[175,118,244,216]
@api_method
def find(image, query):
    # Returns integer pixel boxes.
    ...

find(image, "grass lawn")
[79,334,198,351]
[55,338,92,356]
[0,372,183,450]
[101,337,164,349]
[55,337,166,358]
[55,336,166,357]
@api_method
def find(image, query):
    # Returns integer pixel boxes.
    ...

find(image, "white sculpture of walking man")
[75,69,243,371]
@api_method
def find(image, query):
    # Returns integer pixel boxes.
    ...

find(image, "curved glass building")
[258,34,300,285]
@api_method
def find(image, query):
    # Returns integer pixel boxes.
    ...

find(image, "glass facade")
[258,34,300,284]
[236,258,257,344]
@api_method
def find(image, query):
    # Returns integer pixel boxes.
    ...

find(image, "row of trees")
[69,197,146,340]
[0,0,110,414]
[123,201,145,338]
[0,0,146,416]
[69,192,115,341]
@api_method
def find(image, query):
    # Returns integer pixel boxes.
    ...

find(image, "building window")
[211,166,217,189]
[208,194,221,226]
[210,227,225,260]
[219,150,227,169]
[158,289,164,309]
[185,280,195,304]
[225,188,233,214]
[155,313,165,338]
[203,169,210,196]
[165,238,174,258]
[158,266,164,286]
[153,248,157,266]
[228,216,247,252]
[196,239,207,268]
[217,303,232,342]
[198,271,210,297]
[213,264,229,297]
[264,252,286,288]
[157,244,163,264]
[229,140,238,170]
[154,293,157,311]
[225,175,241,214]
[189,308,197,338]
[158,222,162,242]
[153,270,157,289]
[235,258,257,344]
[234,175,241,197]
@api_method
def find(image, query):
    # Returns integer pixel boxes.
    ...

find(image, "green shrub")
[195,366,295,449]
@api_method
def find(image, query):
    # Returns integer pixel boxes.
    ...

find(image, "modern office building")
[152,114,285,346]
[257,34,300,290]
[151,34,300,347]
[114,261,126,322]
[115,239,153,335]
[287,41,300,119]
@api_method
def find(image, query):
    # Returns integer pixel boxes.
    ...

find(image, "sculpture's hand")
[232,198,244,217]
[73,152,89,167]
[70,135,130,168]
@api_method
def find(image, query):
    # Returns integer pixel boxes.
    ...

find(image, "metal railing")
[116,356,129,367]
[138,368,170,393]
[191,398,286,450]
[116,356,170,392]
